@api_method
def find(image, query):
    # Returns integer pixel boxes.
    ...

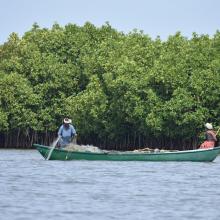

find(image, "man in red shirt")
[200,123,217,149]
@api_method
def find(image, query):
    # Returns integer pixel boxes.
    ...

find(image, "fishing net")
[64,143,104,153]
[63,144,178,153]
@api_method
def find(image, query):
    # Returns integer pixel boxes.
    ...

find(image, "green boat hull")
[34,144,220,162]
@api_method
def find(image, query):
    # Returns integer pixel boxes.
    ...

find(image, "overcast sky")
[1,0,220,43]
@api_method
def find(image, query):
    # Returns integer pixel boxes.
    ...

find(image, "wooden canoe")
[33,144,220,162]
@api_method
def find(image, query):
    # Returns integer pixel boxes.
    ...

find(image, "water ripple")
[0,149,220,220]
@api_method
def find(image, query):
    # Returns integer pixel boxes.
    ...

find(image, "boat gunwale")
[33,144,220,156]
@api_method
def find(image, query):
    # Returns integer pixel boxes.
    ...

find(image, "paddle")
[216,127,220,136]
[46,136,61,160]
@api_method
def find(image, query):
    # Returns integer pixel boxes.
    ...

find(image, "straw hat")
[205,123,213,130]
[63,118,72,124]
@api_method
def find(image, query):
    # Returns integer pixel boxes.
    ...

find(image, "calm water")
[1,150,220,220]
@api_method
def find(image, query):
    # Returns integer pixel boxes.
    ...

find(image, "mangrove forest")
[0,22,220,150]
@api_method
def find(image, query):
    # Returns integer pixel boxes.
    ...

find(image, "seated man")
[58,118,76,148]
[200,123,217,149]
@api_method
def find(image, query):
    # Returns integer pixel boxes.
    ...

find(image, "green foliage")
[0,22,220,147]
[0,72,38,131]
[65,76,107,138]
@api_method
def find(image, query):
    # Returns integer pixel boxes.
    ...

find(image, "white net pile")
[64,143,104,153]
[63,144,178,153]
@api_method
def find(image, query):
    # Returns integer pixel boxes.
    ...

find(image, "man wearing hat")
[58,118,77,148]
[199,123,217,149]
